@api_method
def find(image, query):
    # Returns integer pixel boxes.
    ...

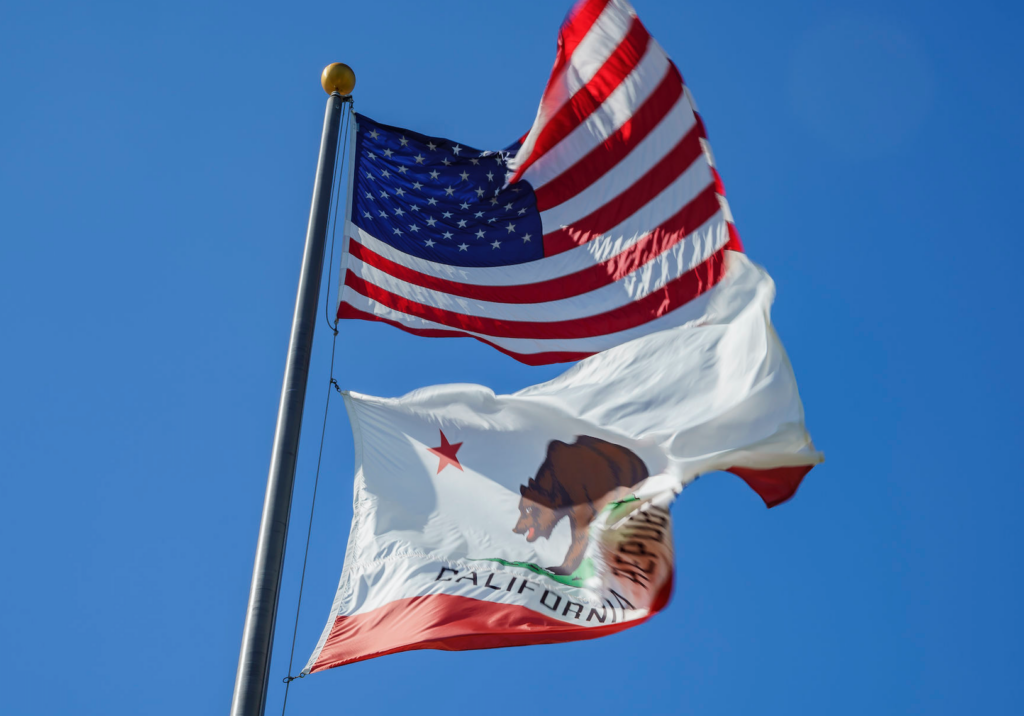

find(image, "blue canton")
[351,114,544,268]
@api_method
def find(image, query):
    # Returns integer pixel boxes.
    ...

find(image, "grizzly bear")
[513,436,650,575]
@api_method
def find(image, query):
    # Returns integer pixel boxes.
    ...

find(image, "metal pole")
[230,82,348,716]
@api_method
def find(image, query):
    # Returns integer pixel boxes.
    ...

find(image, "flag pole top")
[321,63,356,96]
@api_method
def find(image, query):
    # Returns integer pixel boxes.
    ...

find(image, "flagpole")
[230,63,356,716]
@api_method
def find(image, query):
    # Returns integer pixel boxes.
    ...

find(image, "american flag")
[337,0,743,365]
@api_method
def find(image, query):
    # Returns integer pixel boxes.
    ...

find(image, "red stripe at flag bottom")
[309,579,674,673]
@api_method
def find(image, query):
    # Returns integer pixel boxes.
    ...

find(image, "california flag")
[304,253,821,673]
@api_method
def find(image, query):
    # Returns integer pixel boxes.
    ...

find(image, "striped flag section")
[337,0,742,365]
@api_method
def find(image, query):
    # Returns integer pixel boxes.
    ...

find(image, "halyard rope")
[324,99,353,331]
[281,98,352,715]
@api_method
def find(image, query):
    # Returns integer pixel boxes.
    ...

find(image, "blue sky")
[1,1,1022,714]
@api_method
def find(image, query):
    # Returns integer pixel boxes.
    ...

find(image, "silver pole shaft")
[230,92,345,716]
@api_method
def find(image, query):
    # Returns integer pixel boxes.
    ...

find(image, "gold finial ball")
[321,63,356,95]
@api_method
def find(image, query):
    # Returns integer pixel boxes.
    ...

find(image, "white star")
[412,181,423,190]
[399,136,409,147]
[366,172,375,181]
[490,197,499,205]
[409,224,419,232]
[429,170,440,180]
[486,171,495,182]
[442,211,453,219]
[522,233,532,242]
[506,222,516,233]
[410,204,420,212]
[427,141,437,151]
[378,210,387,218]
[368,129,380,139]
[394,207,405,216]
[427,197,438,206]
[414,154,425,164]
[395,187,406,197]
[457,219,468,228]
[474,211,484,218]
[495,155,504,164]
[367,152,377,161]
[459,243,469,251]
[425,217,437,227]
[393,227,403,235]
[443,231,454,240]
[475,188,485,198]
[491,240,501,249]
[460,202,470,210]
[470,158,479,165]
[397,166,408,174]
[505,203,514,211]
[452,145,463,155]
[476,229,486,239]
[381,169,390,178]
[444,186,455,196]
[362,211,372,219]
[425,239,436,247]
[518,207,527,215]
[383,149,393,158]
[379,190,388,198]
[365,192,374,200]
[459,171,470,181]
[442,158,452,166]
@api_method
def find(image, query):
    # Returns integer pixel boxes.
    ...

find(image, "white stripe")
[699,137,715,168]
[512,0,636,171]
[347,212,727,323]
[537,92,695,230]
[717,195,734,224]
[340,250,754,356]
[521,41,672,191]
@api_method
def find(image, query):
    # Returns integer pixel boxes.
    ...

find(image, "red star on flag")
[427,430,463,474]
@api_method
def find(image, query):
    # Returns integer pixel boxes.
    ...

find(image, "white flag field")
[304,252,822,673]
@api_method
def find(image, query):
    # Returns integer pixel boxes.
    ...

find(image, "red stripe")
[309,579,674,673]
[543,123,709,255]
[343,247,726,340]
[349,184,722,305]
[530,0,612,149]
[558,0,613,69]
[337,303,593,365]
[726,465,815,508]
[512,18,651,183]
[726,222,744,253]
[534,64,684,212]
[711,167,726,196]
